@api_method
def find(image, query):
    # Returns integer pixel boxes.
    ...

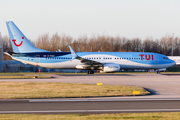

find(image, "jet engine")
[76,63,91,69]
[100,63,120,73]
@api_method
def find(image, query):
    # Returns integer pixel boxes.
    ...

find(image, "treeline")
[2,33,180,57]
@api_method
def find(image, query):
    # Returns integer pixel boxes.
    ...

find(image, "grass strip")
[0,82,149,99]
[0,112,180,120]
[0,76,51,79]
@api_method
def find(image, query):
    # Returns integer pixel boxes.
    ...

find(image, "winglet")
[58,49,62,52]
[68,46,79,59]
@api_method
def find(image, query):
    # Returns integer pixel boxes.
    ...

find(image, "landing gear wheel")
[87,70,94,74]
[157,71,160,74]
[90,70,94,74]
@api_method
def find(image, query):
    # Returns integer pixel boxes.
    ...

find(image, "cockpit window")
[163,57,168,59]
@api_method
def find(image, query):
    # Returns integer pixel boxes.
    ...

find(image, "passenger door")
[154,55,159,63]
[36,55,40,63]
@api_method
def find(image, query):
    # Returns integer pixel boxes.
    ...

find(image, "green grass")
[0,112,180,120]
[0,82,149,99]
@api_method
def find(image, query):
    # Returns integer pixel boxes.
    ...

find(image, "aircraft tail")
[6,21,48,53]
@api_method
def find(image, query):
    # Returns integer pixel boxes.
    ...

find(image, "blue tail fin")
[6,21,49,53]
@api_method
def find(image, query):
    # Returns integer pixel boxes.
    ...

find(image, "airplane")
[5,21,176,74]
[168,56,180,65]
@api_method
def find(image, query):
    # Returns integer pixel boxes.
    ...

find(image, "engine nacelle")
[76,63,91,69]
[101,63,120,73]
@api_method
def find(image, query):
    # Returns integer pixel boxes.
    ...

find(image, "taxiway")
[1,99,180,114]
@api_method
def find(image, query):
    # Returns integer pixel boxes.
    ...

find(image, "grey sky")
[0,0,180,41]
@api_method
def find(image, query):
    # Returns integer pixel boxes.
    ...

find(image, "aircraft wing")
[77,57,103,65]
[69,46,103,65]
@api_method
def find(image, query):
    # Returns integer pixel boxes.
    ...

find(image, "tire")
[90,70,94,74]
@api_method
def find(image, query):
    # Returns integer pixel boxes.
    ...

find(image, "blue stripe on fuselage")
[20,52,71,57]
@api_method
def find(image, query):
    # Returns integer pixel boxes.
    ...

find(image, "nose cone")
[169,59,176,66]
[172,60,176,66]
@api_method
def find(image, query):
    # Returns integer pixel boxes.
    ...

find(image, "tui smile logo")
[12,37,24,47]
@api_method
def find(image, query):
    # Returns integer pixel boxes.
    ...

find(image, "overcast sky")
[0,0,180,41]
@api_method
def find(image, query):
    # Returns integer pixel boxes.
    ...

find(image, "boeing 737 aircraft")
[5,21,176,74]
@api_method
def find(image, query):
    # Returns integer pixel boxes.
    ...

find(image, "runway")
[1,73,180,114]
[1,99,180,114]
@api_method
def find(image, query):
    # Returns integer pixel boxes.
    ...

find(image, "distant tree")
[2,36,12,52]
[50,33,61,51]
[36,33,51,51]
[173,37,180,56]
[131,38,142,52]
[143,38,153,52]
[2,36,12,60]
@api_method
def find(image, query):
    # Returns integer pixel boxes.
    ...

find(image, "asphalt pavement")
[1,99,180,114]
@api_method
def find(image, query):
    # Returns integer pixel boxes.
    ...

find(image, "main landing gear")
[157,71,160,74]
[87,70,94,74]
